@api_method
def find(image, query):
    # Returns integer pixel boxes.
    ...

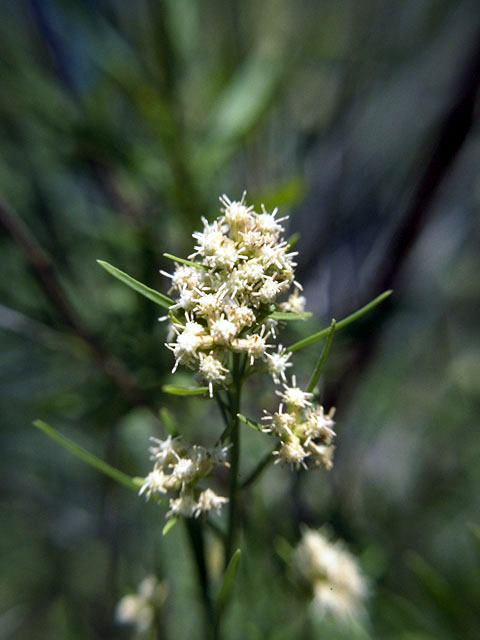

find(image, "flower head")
[115,575,167,634]
[162,193,305,391]
[293,527,368,624]
[140,435,228,522]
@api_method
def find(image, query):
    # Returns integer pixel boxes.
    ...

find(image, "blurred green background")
[1,1,480,638]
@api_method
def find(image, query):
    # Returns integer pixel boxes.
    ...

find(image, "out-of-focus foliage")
[1,0,480,638]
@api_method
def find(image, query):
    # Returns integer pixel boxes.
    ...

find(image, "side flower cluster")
[162,193,303,395]
[293,527,368,623]
[262,376,336,469]
[139,435,229,519]
[115,575,168,635]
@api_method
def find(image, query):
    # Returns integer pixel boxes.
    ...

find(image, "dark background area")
[1,1,479,638]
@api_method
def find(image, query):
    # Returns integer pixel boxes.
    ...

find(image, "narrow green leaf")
[162,384,209,396]
[237,413,263,432]
[216,549,241,613]
[33,420,141,492]
[162,517,179,536]
[288,290,392,352]
[269,311,312,321]
[97,260,173,309]
[306,319,336,394]
[163,253,208,270]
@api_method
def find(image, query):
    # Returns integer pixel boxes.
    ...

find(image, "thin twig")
[0,197,149,407]
[240,449,275,490]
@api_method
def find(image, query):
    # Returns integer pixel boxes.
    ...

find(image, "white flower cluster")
[262,376,336,469]
[162,193,304,395]
[293,527,368,623]
[139,435,229,519]
[115,575,167,634]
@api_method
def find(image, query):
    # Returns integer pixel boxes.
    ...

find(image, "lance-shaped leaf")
[162,517,179,536]
[33,420,142,492]
[162,384,209,396]
[215,549,241,613]
[269,311,312,321]
[97,260,173,309]
[288,290,392,352]
[237,413,263,432]
[163,253,208,270]
[306,319,336,394]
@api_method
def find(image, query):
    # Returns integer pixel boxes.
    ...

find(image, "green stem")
[184,518,215,640]
[306,319,336,394]
[287,289,392,352]
[240,449,276,489]
[225,356,242,568]
[33,420,142,492]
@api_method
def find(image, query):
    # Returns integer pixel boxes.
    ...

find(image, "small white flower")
[167,492,198,518]
[274,436,309,467]
[149,435,182,466]
[254,278,287,304]
[226,305,256,330]
[209,316,238,344]
[304,406,336,444]
[115,595,153,633]
[208,444,231,467]
[199,352,229,397]
[233,333,269,365]
[161,264,203,292]
[262,403,296,437]
[277,376,313,410]
[166,321,212,371]
[194,489,228,517]
[171,457,198,484]
[139,468,168,500]
[306,442,335,470]
[255,205,287,237]
[280,291,306,314]
[265,345,292,383]
[220,193,254,235]
[194,292,223,318]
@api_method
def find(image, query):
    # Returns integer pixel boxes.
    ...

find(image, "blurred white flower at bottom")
[115,575,167,635]
[293,527,368,624]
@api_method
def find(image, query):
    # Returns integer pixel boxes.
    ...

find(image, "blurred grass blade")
[162,384,209,396]
[196,49,286,174]
[306,319,336,393]
[163,253,208,270]
[288,290,392,352]
[237,413,263,432]
[33,420,142,492]
[159,407,178,435]
[216,549,241,613]
[274,537,294,563]
[406,552,468,624]
[269,311,312,321]
[97,260,173,309]
[162,517,179,536]
[468,522,480,556]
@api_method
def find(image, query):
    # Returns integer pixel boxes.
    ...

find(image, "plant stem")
[240,449,275,489]
[225,356,242,568]
[184,518,215,640]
